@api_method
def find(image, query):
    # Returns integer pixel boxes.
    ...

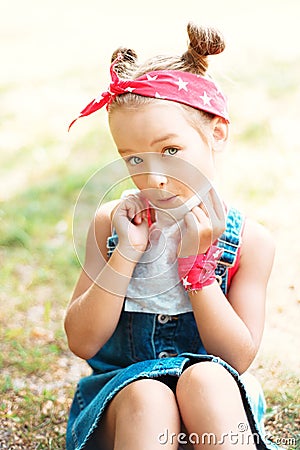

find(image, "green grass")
[0,151,98,448]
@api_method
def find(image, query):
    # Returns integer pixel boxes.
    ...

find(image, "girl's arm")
[64,197,148,360]
[189,219,275,374]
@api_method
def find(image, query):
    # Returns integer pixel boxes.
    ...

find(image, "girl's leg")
[94,378,181,450]
[176,362,257,450]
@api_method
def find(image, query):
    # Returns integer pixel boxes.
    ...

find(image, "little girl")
[65,23,280,450]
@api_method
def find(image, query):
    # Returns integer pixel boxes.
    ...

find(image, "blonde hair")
[108,23,226,137]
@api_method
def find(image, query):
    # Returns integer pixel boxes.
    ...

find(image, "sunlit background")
[0,0,299,446]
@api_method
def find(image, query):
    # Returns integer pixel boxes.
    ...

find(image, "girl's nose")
[147,173,168,189]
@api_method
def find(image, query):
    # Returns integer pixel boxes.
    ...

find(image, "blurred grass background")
[0,0,299,448]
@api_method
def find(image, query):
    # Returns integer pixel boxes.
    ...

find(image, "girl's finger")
[191,205,210,225]
[184,211,201,233]
[126,203,137,221]
[125,197,148,224]
[199,189,225,242]
[131,209,146,225]
[198,202,209,217]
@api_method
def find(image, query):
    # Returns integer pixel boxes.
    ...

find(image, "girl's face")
[109,101,221,209]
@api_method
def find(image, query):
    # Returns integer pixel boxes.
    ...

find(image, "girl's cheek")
[131,175,148,191]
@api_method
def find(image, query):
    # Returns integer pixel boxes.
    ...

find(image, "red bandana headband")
[69,58,229,130]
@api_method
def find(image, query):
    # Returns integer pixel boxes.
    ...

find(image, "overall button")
[157,314,170,324]
[216,275,223,285]
[158,351,178,358]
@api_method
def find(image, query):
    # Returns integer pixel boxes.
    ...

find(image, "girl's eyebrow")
[118,148,135,155]
[118,133,179,155]
[150,133,178,147]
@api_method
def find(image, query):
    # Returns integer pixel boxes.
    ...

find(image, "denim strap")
[215,207,244,295]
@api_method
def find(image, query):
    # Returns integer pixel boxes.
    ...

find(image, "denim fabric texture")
[66,207,281,450]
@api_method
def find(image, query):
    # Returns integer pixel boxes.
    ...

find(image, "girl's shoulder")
[93,189,138,235]
[224,206,275,261]
[222,207,275,285]
[69,199,122,303]
[226,213,275,324]
[242,217,275,253]
[82,200,121,268]
[94,199,120,225]
[92,200,120,247]
[239,216,275,272]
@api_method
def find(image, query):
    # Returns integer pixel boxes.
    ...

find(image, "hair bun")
[111,47,138,64]
[182,23,225,75]
[187,23,225,56]
[111,47,138,78]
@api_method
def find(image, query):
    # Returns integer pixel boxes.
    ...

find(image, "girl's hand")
[110,194,150,262]
[178,203,224,257]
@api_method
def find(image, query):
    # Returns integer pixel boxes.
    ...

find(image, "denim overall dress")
[66,207,281,450]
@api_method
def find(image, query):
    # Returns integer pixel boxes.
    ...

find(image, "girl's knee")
[112,378,177,415]
[95,379,179,449]
[176,361,235,399]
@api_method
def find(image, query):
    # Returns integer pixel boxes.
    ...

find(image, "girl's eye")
[163,147,179,156]
[127,156,143,166]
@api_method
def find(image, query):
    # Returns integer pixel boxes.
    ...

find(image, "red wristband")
[178,245,223,292]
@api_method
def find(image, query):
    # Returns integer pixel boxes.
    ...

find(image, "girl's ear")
[211,117,229,152]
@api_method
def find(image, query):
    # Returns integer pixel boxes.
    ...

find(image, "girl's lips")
[155,195,179,205]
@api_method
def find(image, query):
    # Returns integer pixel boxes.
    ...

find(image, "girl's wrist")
[116,243,145,264]
[186,279,218,295]
[177,239,213,259]
[178,245,223,292]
